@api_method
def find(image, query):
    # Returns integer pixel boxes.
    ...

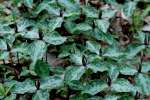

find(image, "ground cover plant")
[0,0,150,100]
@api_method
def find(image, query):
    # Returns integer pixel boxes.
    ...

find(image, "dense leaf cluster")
[0,0,150,100]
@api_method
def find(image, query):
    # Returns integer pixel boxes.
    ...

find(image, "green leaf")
[4,84,14,97]
[0,26,15,36]
[49,67,65,75]
[141,62,150,73]
[68,81,83,91]
[135,74,150,96]
[34,1,60,16]
[119,64,137,76]
[108,64,119,82]
[73,23,92,34]
[40,76,63,91]
[70,51,83,65]
[87,61,108,73]
[58,0,79,11]
[104,95,120,100]
[70,94,100,100]
[123,1,136,18]
[4,35,15,47]
[134,31,145,44]
[102,9,116,19]
[0,83,14,99]
[47,17,63,32]
[34,1,48,15]
[63,11,80,18]
[0,83,5,96]
[86,41,101,55]
[11,43,28,54]
[64,21,92,34]
[43,31,67,45]
[104,0,116,4]
[17,18,34,32]
[27,40,47,69]
[4,95,14,100]
[86,97,101,100]
[58,43,76,58]
[119,95,134,100]
[93,28,115,45]
[32,90,49,100]
[111,79,136,94]
[24,0,33,8]
[81,80,108,95]
[0,51,9,60]
[64,21,76,33]
[21,28,39,39]
[125,44,145,59]
[12,80,36,94]
[0,39,7,50]
[34,60,50,78]
[95,19,110,33]
[82,6,99,18]
[64,66,85,83]
[103,45,123,58]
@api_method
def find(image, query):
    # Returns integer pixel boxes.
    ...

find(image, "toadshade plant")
[0,0,150,100]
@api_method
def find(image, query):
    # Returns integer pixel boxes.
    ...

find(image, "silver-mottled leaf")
[86,41,101,55]
[141,62,150,73]
[0,39,7,50]
[12,80,36,94]
[32,90,49,100]
[21,28,39,39]
[120,65,137,75]
[24,0,33,8]
[135,73,150,96]
[96,19,110,33]
[87,61,108,73]
[27,40,47,69]
[40,76,64,90]
[64,66,85,83]
[81,80,108,95]
[43,31,67,45]
[111,79,136,94]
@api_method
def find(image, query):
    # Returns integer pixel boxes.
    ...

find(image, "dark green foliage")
[0,0,150,100]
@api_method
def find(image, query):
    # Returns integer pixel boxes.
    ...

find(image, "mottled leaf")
[27,40,47,69]
[81,80,108,95]
[24,0,33,8]
[141,62,150,73]
[43,31,67,45]
[32,90,49,100]
[120,64,137,75]
[111,79,136,94]
[40,76,63,90]
[86,41,101,55]
[96,19,110,33]
[12,80,36,94]
[0,39,7,50]
[64,66,85,83]
[135,74,150,96]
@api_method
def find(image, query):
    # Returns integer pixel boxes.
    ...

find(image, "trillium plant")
[0,0,150,100]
